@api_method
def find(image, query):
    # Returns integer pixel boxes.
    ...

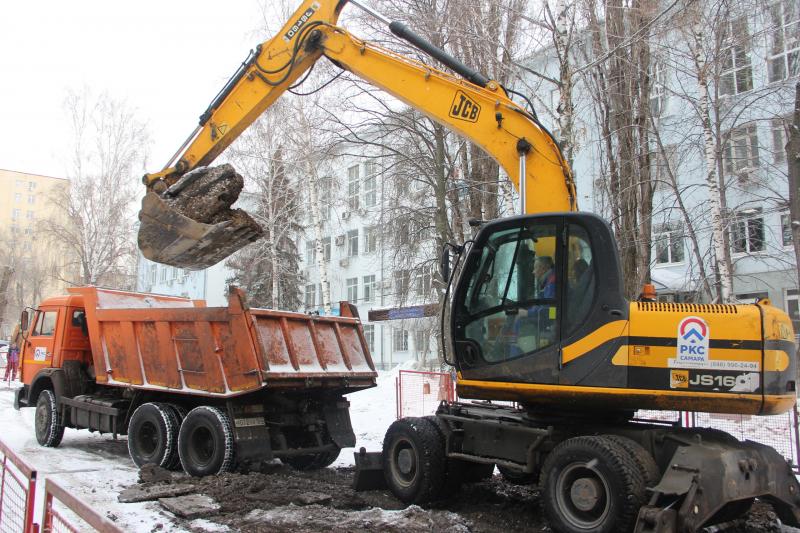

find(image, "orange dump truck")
[14,286,377,476]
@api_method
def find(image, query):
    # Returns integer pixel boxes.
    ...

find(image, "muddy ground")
[127,463,787,533]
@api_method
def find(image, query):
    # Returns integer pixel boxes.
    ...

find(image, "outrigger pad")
[353,448,386,491]
[137,164,263,270]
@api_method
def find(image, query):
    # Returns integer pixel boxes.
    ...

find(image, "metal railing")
[0,439,37,533]
[396,370,456,419]
[41,478,122,533]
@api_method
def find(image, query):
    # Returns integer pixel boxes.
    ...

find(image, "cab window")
[32,311,57,337]
[564,224,596,337]
[72,309,88,335]
[460,221,559,364]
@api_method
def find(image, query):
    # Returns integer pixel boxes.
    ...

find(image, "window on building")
[397,218,410,246]
[321,237,331,261]
[654,222,685,264]
[305,284,316,308]
[149,265,157,284]
[26,210,34,220]
[14,193,21,203]
[731,208,765,253]
[347,229,359,257]
[319,177,332,221]
[160,266,167,282]
[15,180,23,188]
[720,16,753,95]
[364,175,377,208]
[772,118,788,164]
[306,240,316,264]
[724,124,760,174]
[394,270,410,299]
[768,1,799,83]
[364,226,378,254]
[782,212,793,246]
[363,275,376,302]
[346,277,358,303]
[786,288,800,332]
[347,165,360,211]
[27,194,35,204]
[649,62,667,117]
[10,225,18,235]
[11,209,19,221]
[23,227,32,236]
[28,181,36,191]
[364,324,375,353]
[651,144,678,192]
[393,328,409,352]
[416,266,432,296]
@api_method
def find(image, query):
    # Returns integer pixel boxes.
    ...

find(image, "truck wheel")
[498,464,538,485]
[164,404,188,471]
[284,447,341,470]
[541,435,646,533]
[178,406,235,477]
[127,403,180,469]
[382,417,446,504]
[35,390,65,447]
[602,435,660,488]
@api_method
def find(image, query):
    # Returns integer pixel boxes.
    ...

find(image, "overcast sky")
[0,1,274,179]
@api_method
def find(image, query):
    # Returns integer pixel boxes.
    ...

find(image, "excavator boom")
[138,0,575,269]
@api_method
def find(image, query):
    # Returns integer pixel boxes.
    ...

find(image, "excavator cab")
[451,212,627,388]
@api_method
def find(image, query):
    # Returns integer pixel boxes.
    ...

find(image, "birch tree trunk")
[788,83,800,285]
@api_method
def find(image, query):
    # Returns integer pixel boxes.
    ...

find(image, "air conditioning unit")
[335,234,345,246]
[339,258,350,268]
[342,211,351,220]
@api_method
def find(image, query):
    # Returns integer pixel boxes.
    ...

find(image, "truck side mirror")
[440,247,451,283]
[20,310,28,333]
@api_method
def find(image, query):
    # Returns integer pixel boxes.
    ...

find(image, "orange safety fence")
[396,370,456,419]
[0,439,37,533]
[41,478,122,533]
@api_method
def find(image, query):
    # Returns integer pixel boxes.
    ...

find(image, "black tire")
[541,435,647,533]
[284,447,341,470]
[383,417,446,504]
[35,390,65,447]
[178,406,236,477]
[498,464,538,485]
[602,435,660,488]
[164,403,189,470]
[127,402,180,469]
[422,415,464,494]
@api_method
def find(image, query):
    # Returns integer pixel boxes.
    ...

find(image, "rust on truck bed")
[70,286,377,397]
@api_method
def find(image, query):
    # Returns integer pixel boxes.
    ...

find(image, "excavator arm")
[138,0,576,269]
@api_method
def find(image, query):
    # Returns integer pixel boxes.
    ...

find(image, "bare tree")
[788,83,800,283]
[226,108,304,310]
[42,89,149,288]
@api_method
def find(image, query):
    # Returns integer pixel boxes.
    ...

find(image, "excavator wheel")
[602,435,660,488]
[541,435,647,533]
[382,417,446,504]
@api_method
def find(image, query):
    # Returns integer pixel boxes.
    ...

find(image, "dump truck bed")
[70,287,377,397]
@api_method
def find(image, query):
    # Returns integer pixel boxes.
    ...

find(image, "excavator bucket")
[137,164,263,270]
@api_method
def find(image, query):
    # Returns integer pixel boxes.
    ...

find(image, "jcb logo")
[670,370,688,388]
[450,91,481,122]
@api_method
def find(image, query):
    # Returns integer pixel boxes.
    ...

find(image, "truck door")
[452,217,562,384]
[22,308,59,381]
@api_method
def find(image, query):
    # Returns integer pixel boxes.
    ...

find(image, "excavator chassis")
[359,401,800,533]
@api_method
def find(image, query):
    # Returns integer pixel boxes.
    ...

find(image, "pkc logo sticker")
[675,316,709,366]
[450,91,481,122]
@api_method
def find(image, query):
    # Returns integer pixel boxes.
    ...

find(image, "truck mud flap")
[353,448,386,491]
[634,432,800,532]
[324,399,356,448]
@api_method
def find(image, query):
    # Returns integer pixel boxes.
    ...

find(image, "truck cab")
[16,294,92,410]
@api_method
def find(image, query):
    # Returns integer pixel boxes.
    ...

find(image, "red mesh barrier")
[396,370,456,419]
[0,440,37,533]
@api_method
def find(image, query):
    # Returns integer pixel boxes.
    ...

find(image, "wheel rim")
[35,402,49,438]
[555,461,611,529]
[139,421,159,457]
[390,438,418,488]
[189,425,215,467]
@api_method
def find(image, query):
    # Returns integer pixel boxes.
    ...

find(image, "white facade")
[298,144,439,370]
[135,256,234,307]
[523,3,798,328]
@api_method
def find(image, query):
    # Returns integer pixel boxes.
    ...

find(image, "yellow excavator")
[138,1,800,531]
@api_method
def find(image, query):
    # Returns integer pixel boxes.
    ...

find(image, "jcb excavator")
[138,1,800,531]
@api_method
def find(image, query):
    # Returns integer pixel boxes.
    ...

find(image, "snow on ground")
[0,366,405,532]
